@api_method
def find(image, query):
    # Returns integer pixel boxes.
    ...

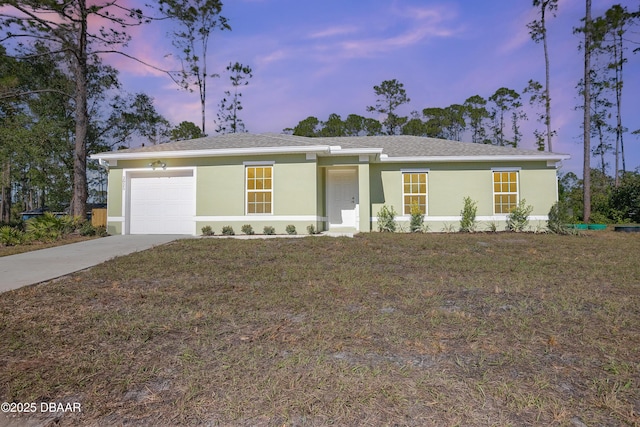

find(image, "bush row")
[202,224,320,236]
[0,213,107,247]
[377,197,542,233]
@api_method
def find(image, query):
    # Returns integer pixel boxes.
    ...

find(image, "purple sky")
[111,0,640,175]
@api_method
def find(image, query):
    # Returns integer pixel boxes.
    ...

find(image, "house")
[90,133,570,235]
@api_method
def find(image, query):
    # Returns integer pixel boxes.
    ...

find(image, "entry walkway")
[0,235,183,293]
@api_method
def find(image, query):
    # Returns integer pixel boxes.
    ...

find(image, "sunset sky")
[110,0,640,175]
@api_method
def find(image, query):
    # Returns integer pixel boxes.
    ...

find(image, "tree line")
[285,80,532,149]
[0,0,252,223]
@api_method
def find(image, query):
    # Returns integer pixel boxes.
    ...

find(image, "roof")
[91,133,570,163]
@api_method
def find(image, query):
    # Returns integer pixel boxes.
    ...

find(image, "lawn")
[0,235,100,258]
[1,232,639,426]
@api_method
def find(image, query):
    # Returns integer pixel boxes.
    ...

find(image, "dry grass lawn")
[0,232,639,426]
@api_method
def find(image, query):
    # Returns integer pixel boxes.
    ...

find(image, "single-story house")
[90,133,570,235]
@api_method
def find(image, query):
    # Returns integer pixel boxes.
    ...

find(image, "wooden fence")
[91,208,107,227]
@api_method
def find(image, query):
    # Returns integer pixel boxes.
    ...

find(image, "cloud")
[308,25,359,39]
[255,49,289,67]
[306,4,462,60]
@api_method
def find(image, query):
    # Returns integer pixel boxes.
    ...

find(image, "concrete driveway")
[0,235,184,293]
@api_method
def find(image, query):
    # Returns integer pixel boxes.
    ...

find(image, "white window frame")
[492,167,520,215]
[245,162,274,215]
[401,169,429,216]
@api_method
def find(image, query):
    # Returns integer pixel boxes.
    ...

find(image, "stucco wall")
[369,162,559,232]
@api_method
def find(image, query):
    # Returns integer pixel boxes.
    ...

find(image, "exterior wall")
[195,155,320,235]
[370,161,559,232]
[106,169,123,235]
[106,154,321,235]
[104,153,559,235]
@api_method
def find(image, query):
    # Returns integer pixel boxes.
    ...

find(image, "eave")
[378,154,570,164]
[90,145,332,161]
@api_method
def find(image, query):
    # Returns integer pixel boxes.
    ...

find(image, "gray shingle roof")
[93,133,569,160]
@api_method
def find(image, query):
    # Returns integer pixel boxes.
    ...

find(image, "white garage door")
[129,170,195,234]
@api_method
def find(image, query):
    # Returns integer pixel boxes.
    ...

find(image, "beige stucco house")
[90,133,570,235]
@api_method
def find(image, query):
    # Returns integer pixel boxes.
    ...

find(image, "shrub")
[547,201,571,234]
[459,197,478,232]
[409,202,424,233]
[79,221,97,236]
[486,221,498,232]
[506,199,533,232]
[0,225,26,246]
[241,224,255,235]
[26,212,68,242]
[95,225,108,237]
[263,225,276,235]
[285,224,297,235]
[377,205,397,232]
[307,224,317,235]
[201,225,214,236]
[221,225,235,236]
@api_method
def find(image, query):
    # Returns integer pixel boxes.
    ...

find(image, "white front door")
[327,168,358,229]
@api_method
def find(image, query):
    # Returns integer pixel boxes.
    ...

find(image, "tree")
[156,0,230,135]
[463,95,491,144]
[0,0,152,217]
[102,93,171,149]
[591,5,639,185]
[216,62,252,134]
[610,171,640,223]
[527,0,558,152]
[524,80,554,151]
[366,79,410,135]
[288,116,321,137]
[172,121,205,141]
[582,0,593,223]
[402,115,428,136]
[488,88,525,147]
[319,113,346,137]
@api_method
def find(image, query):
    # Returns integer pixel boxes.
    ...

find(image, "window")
[493,171,518,214]
[246,166,272,214]
[403,172,427,215]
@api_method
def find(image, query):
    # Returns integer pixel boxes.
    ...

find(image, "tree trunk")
[542,5,553,152]
[615,30,625,183]
[582,0,592,223]
[71,0,89,218]
[1,160,11,223]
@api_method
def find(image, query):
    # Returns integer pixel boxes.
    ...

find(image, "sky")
[110,0,640,176]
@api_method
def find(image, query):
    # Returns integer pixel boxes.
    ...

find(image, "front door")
[327,168,358,229]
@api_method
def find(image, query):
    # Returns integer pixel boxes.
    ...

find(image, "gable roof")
[91,133,570,163]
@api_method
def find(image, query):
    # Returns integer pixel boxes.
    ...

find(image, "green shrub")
[486,221,498,232]
[377,205,397,232]
[95,225,108,237]
[79,221,96,236]
[263,225,276,235]
[409,202,424,233]
[459,197,478,232]
[547,201,571,234]
[241,224,255,235]
[221,226,235,236]
[201,225,214,236]
[588,211,610,224]
[26,212,68,241]
[285,224,297,235]
[506,199,533,232]
[0,225,26,246]
[307,224,317,235]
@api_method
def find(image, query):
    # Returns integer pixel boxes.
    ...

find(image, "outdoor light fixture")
[149,160,166,170]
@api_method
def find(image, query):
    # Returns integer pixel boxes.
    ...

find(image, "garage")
[128,169,195,234]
